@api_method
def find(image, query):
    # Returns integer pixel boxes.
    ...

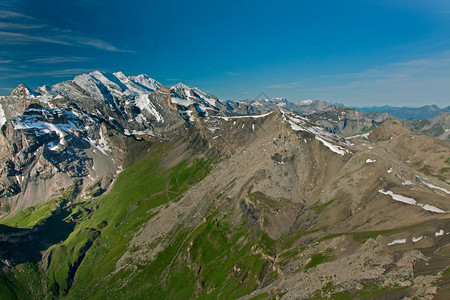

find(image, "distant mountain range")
[355,104,450,120]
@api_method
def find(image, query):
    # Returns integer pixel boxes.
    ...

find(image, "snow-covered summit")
[169,82,223,120]
[10,84,39,98]
[298,99,313,105]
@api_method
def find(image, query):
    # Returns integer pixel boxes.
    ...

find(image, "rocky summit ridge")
[0,71,449,299]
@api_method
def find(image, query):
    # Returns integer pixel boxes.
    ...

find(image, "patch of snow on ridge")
[192,87,218,107]
[48,141,59,151]
[418,204,446,213]
[129,74,162,91]
[347,132,370,139]
[215,112,272,121]
[379,190,446,213]
[379,190,416,205]
[0,103,6,127]
[135,94,164,123]
[88,128,110,156]
[185,110,194,122]
[388,239,406,246]
[412,236,423,243]
[420,179,450,195]
[315,136,347,156]
[366,159,376,163]
[435,230,444,236]
[11,117,76,146]
[171,97,194,107]
[387,168,393,174]
[299,99,313,105]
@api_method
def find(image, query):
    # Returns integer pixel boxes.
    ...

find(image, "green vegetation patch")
[305,252,333,270]
[313,199,335,215]
[281,228,322,249]
[0,142,215,299]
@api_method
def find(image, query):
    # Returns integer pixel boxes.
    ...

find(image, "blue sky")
[1,0,450,106]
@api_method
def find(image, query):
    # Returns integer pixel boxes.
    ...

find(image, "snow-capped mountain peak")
[299,99,313,105]
[128,74,162,92]
[10,84,39,98]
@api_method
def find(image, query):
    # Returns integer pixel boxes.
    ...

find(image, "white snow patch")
[366,158,376,163]
[89,128,110,155]
[378,190,417,205]
[379,190,446,213]
[185,110,195,122]
[252,124,255,132]
[348,132,370,139]
[11,118,76,146]
[171,97,194,107]
[134,113,147,124]
[315,136,347,156]
[421,180,450,195]
[435,230,444,236]
[135,94,164,123]
[299,99,313,105]
[0,104,6,127]
[388,239,406,246]
[401,180,413,185]
[116,165,123,175]
[387,168,393,174]
[215,112,272,120]
[48,141,59,151]
[412,236,423,242]
[418,204,446,214]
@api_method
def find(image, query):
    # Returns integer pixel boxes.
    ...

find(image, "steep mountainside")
[403,113,450,142]
[0,71,240,214]
[306,106,389,137]
[0,71,449,299]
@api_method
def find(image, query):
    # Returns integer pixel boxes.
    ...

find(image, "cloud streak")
[225,71,239,76]
[266,81,304,89]
[0,9,134,53]
[0,68,97,79]
[28,57,93,64]
[0,9,36,20]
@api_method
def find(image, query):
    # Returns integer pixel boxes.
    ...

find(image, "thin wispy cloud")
[0,31,72,45]
[0,60,12,63]
[0,30,134,52]
[225,71,239,76]
[0,68,96,79]
[0,10,36,20]
[28,57,93,64]
[0,21,44,30]
[0,66,14,72]
[323,51,450,84]
[76,37,134,53]
[302,50,450,106]
[321,68,385,80]
[266,81,304,89]
[0,8,134,53]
